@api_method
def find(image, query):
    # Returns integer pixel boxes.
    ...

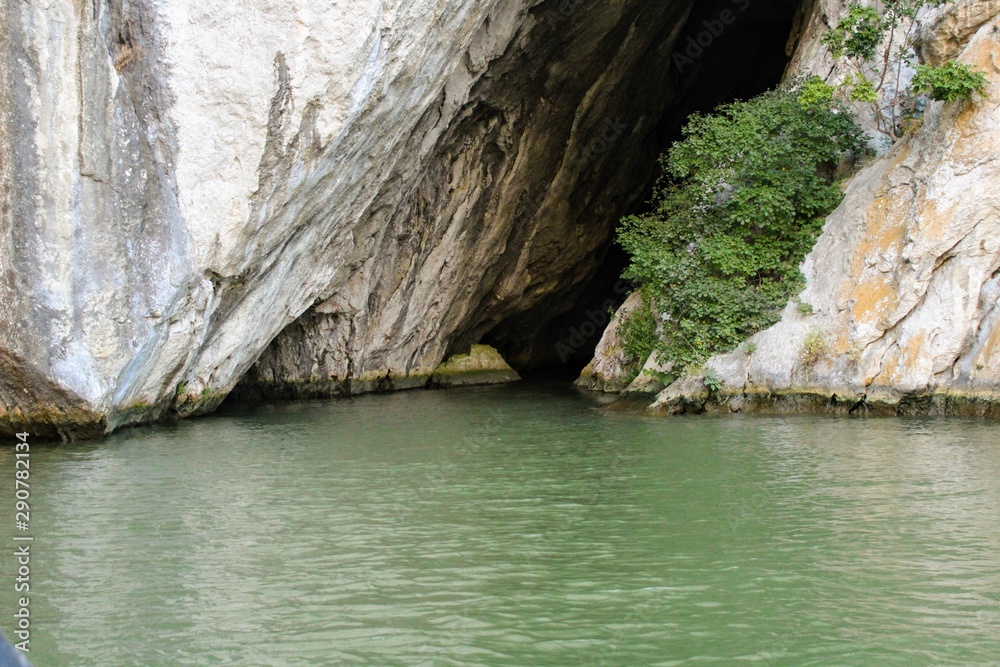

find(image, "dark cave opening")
[486,0,803,375]
[230,0,812,403]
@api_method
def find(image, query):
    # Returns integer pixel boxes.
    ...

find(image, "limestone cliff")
[10,0,991,438]
[1,0,797,438]
[574,292,643,394]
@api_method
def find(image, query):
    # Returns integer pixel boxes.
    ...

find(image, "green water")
[2,381,1000,666]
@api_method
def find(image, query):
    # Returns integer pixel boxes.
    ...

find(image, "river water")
[2,381,999,666]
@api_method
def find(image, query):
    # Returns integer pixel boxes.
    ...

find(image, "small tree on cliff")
[821,0,987,141]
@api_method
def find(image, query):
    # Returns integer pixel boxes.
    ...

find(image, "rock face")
[623,1,1000,417]
[1,0,800,438]
[24,0,988,435]
[575,292,643,394]
[236,0,800,401]
[920,0,1000,66]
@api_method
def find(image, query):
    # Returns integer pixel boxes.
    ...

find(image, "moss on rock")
[430,345,521,388]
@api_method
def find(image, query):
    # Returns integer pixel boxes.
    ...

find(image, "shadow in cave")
[486,0,804,376]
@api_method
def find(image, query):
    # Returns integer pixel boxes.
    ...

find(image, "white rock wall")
[3,0,706,437]
[0,0,532,436]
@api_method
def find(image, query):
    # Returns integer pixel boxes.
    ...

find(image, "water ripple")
[1,385,999,665]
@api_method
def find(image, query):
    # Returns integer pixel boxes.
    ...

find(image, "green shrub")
[912,62,988,102]
[798,78,836,109]
[617,85,865,375]
[822,4,885,61]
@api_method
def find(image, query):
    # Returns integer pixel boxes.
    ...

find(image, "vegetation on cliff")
[823,0,987,140]
[617,84,866,378]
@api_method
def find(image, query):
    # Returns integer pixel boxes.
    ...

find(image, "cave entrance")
[484,0,804,375]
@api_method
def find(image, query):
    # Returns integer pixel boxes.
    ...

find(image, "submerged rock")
[430,345,521,388]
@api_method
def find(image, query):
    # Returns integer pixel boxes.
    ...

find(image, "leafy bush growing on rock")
[702,369,723,394]
[911,61,988,102]
[617,85,865,375]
